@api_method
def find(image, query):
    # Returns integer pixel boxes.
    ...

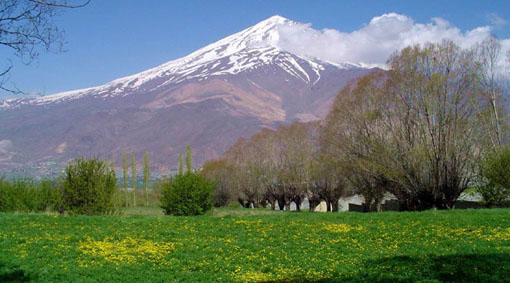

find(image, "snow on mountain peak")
[261,15,290,23]
[0,15,360,108]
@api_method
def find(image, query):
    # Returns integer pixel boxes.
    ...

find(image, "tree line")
[0,145,217,216]
[202,38,510,212]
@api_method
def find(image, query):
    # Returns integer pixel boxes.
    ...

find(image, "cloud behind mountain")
[271,13,509,68]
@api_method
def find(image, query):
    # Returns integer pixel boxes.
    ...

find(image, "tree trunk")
[375,198,382,212]
[308,195,321,212]
[363,195,373,212]
[294,195,304,212]
[277,197,285,211]
[238,198,244,207]
[331,199,339,212]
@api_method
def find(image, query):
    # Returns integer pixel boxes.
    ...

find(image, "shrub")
[34,180,62,212]
[60,157,117,215]
[160,172,215,216]
[478,148,510,207]
[0,178,25,212]
[0,178,60,212]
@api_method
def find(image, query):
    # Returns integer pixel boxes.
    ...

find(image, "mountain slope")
[0,15,373,177]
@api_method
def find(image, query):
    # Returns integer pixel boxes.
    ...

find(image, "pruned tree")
[207,122,325,211]
[385,41,485,209]
[322,71,390,212]
[273,122,317,211]
[309,147,352,212]
[222,137,261,208]
[201,158,235,207]
[248,128,279,209]
[0,0,90,93]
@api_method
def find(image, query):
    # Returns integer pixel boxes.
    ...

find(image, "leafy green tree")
[160,172,215,216]
[143,151,151,206]
[478,147,510,207]
[186,145,192,173]
[122,151,129,207]
[59,157,116,215]
[131,152,136,206]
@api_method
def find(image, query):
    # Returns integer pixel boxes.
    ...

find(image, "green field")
[1,208,509,282]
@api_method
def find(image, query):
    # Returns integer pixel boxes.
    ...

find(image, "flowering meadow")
[0,209,509,282]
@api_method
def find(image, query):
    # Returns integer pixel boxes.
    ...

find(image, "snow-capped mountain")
[0,15,374,176]
[2,16,358,108]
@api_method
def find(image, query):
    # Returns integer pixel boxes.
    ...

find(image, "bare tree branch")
[0,0,90,94]
[28,0,90,8]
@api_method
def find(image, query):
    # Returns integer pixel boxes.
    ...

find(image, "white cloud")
[272,13,510,68]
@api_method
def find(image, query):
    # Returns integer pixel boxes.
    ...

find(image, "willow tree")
[324,41,486,211]
[311,126,353,212]
[218,123,319,211]
[221,137,258,208]
[247,128,279,209]
[272,122,317,211]
[322,71,390,212]
[385,41,485,209]
[201,158,238,207]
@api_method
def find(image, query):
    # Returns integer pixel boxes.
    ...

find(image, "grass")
[119,206,284,217]
[119,206,164,216]
[0,208,509,282]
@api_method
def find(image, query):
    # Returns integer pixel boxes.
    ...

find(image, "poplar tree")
[109,158,116,193]
[186,145,192,173]
[122,151,129,207]
[131,152,136,207]
[143,151,150,206]
[178,153,184,175]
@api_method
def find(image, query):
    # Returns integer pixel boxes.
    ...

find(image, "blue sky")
[0,0,509,99]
